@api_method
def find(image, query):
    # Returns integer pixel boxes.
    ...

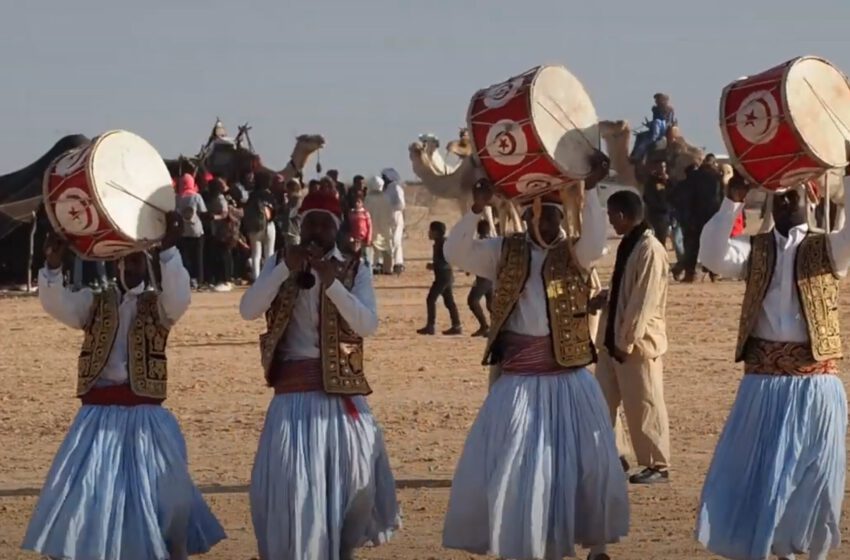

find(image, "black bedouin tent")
[0,135,90,286]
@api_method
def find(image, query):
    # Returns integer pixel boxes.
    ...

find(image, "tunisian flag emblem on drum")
[43,130,175,259]
[466,64,600,202]
[720,55,850,191]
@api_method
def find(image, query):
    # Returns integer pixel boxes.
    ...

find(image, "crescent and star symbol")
[54,187,100,236]
[485,120,527,167]
[516,173,560,195]
[734,90,780,145]
[482,77,524,109]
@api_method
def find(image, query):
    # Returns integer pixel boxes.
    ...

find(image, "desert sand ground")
[1,200,849,560]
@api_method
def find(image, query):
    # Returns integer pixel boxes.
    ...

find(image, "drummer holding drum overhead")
[695,56,850,560]
[442,155,628,560]
[23,130,226,560]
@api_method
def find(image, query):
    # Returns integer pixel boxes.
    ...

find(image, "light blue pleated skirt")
[21,404,226,560]
[250,392,400,560]
[696,373,847,560]
[443,369,630,560]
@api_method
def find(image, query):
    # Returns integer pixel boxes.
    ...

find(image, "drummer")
[21,212,226,560]
[441,154,629,560]
[696,173,850,560]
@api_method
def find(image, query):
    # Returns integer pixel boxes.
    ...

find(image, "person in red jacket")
[348,195,373,265]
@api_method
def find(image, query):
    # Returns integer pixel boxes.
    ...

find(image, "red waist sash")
[80,384,163,406]
[271,358,359,419]
[499,332,572,375]
[743,338,838,376]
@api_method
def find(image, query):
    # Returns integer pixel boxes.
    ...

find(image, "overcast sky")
[1,0,850,180]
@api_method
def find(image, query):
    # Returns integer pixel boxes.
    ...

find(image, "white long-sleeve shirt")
[384,183,406,213]
[444,193,607,336]
[38,247,191,385]
[699,184,850,343]
[239,248,378,361]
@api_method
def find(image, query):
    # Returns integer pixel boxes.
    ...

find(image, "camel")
[408,134,512,234]
[598,120,704,188]
[416,133,462,175]
[165,119,324,190]
[408,129,592,236]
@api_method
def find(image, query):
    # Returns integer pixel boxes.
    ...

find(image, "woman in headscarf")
[175,173,207,289]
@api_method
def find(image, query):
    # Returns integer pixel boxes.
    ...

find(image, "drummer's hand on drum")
[584,151,610,190]
[44,233,68,270]
[471,178,494,214]
[160,211,184,250]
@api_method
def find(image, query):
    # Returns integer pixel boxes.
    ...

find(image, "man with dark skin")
[23,211,226,560]
[696,170,850,560]
[676,154,724,282]
[442,154,628,560]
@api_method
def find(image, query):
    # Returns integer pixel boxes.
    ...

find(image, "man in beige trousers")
[595,190,671,485]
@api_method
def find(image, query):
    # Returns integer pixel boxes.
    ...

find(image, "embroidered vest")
[260,257,371,396]
[483,234,595,368]
[77,290,170,399]
[735,233,842,362]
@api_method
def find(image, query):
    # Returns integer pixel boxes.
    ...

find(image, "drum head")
[90,131,175,242]
[529,65,599,178]
[785,57,850,168]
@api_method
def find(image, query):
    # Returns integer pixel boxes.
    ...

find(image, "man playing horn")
[22,213,226,560]
[239,190,400,560]
[696,172,850,560]
[441,154,628,560]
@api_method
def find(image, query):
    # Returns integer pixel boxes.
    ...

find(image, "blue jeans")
[670,219,685,262]
[630,119,668,162]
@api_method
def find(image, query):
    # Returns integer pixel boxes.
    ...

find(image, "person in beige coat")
[594,190,671,485]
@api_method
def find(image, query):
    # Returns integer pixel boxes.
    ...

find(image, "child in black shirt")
[417,221,462,335]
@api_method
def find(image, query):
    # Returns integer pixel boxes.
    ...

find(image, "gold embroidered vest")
[260,257,371,396]
[735,233,842,362]
[77,290,170,399]
[483,234,595,368]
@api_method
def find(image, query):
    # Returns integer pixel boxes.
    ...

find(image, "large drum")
[43,130,175,259]
[720,56,850,191]
[467,65,599,203]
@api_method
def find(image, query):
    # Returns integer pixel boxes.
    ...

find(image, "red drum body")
[43,130,175,259]
[720,56,850,191]
[467,65,599,203]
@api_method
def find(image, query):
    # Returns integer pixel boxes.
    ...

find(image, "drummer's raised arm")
[157,247,192,326]
[573,191,607,269]
[698,197,750,280]
[240,256,290,320]
[444,210,502,281]
[38,265,94,330]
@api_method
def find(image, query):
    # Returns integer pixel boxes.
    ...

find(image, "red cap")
[299,190,342,223]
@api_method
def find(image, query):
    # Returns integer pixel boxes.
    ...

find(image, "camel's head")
[446,127,473,159]
[598,120,630,140]
[417,133,440,155]
[288,134,325,171]
[294,134,325,153]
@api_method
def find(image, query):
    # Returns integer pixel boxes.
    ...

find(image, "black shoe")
[619,456,630,473]
[587,553,611,560]
[416,326,435,335]
[629,467,669,484]
[471,326,489,337]
[443,326,463,336]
